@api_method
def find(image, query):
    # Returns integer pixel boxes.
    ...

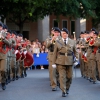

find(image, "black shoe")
[93,81,96,84]
[89,78,93,82]
[66,89,69,94]
[62,92,67,97]
[8,76,11,83]
[97,78,100,81]
[12,78,15,81]
[84,76,86,78]
[1,83,6,90]
[57,81,60,88]
[52,87,57,91]
[24,73,27,77]
[21,74,24,78]
[16,76,19,80]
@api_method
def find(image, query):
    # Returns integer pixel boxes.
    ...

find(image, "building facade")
[6,15,92,41]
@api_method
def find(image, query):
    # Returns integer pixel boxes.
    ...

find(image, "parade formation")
[1,21,100,98]
[46,27,100,97]
[0,22,33,90]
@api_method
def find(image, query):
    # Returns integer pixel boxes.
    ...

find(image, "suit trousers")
[0,59,7,83]
[57,65,72,93]
[97,61,100,79]
[48,61,57,88]
[19,60,24,76]
[79,53,84,76]
[16,61,19,77]
[90,59,96,81]
[11,57,16,78]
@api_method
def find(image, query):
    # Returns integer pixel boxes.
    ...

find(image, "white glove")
[15,50,18,54]
[24,51,27,55]
[52,64,56,68]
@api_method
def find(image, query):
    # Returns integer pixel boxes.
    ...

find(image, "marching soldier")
[6,30,12,83]
[10,31,17,81]
[76,32,85,77]
[18,34,25,78]
[0,22,11,90]
[45,27,61,91]
[52,28,78,97]
[95,31,100,81]
[84,28,98,83]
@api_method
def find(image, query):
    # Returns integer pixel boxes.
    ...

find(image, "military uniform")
[10,38,16,80]
[0,30,11,90]
[52,28,78,97]
[46,35,61,90]
[94,37,100,80]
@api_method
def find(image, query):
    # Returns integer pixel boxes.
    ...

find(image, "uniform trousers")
[57,65,72,93]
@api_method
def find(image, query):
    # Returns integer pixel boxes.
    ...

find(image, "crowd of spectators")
[24,38,48,70]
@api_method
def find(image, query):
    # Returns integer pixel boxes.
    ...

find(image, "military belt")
[59,52,72,56]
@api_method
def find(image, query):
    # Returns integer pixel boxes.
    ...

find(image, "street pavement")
[0,68,100,100]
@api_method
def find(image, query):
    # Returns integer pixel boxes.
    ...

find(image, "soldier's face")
[54,31,60,36]
[89,31,94,37]
[93,34,97,38]
[0,26,3,31]
[85,34,89,38]
[51,30,54,34]
[80,34,84,38]
[61,32,68,39]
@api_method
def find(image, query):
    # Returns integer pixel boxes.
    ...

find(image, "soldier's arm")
[12,38,16,47]
[94,39,100,47]
[73,41,79,59]
[2,38,11,46]
[45,38,52,48]
[52,42,58,64]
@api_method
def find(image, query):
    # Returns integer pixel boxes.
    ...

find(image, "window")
[71,21,75,35]
[53,20,58,27]
[62,20,67,28]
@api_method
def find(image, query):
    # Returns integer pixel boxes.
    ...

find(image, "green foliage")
[0,0,97,32]
[92,0,100,27]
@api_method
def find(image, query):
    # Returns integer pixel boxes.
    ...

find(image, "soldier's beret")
[62,28,69,34]
[84,31,89,34]
[13,31,17,35]
[7,29,12,34]
[18,33,23,37]
[94,31,98,35]
[54,27,61,33]
[3,24,8,30]
[80,32,84,34]
[91,28,96,32]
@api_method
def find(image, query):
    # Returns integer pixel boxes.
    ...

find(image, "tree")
[0,0,96,33]
[92,0,100,28]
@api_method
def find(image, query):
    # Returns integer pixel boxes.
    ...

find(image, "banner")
[33,53,49,66]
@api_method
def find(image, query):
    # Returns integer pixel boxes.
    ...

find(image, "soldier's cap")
[94,31,98,35]
[0,22,3,27]
[84,31,89,34]
[12,31,17,35]
[61,28,69,34]
[7,29,12,34]
[18,33,23,37]
[54,27,61,33]
[91,28,96,32]
[3,24,8,30]
[80,31,84,34]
